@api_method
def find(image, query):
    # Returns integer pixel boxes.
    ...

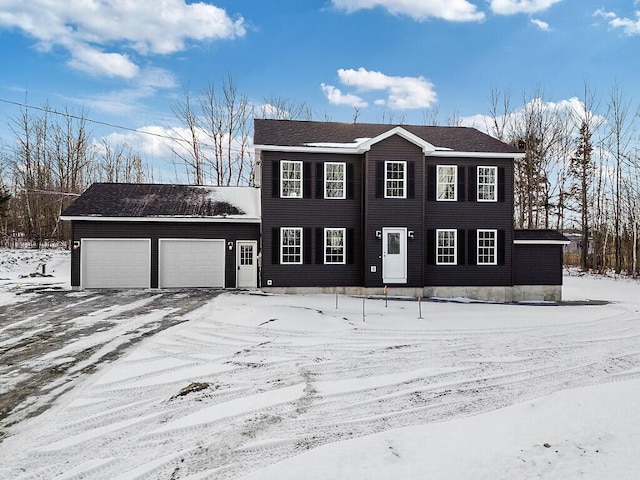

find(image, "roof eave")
[60,215,261,223]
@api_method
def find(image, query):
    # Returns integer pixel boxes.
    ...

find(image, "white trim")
[436,165,457,202]
[280,227,303,265]
[436,229,457,265]
[324,228,346,265]
[60,216,260,223]
[477,166,498,203]
[477,229,498,266]
[358,127,437,154]
[256,144,523,159]
[324,162,346,199]
[384,160,407,199]
[514,240,570,245]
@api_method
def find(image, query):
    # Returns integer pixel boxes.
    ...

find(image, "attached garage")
[81,239,151,288]
[159,239,225,288]
[61,183,261,290]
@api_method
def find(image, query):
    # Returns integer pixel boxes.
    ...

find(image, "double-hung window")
[324,228,346,264]
[281,227,302,264]
[477,229,497,265]
[477,166,497,202]
[437,165,457,201]
[325,162,346,199]
[436,229,457,265]
[281,160,302,198]
[385,161,406,198]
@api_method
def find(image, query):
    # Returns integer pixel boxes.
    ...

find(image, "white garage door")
[82,239,151,288]
[159,239,225,288]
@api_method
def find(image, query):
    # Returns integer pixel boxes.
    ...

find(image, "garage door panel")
[82,239,151,289]
[160,239,225,288]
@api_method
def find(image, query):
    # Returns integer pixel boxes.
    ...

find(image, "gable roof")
[60,183,261,223]
[254,119,523,157]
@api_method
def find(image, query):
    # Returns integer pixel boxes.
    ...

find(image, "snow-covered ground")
[1,249,640,479]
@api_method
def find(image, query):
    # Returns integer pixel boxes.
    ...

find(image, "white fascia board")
[254,144,361,154]
[358,127,437,154]
[60,216,261,223]
[514,240,570,245]
[428,151,526,159]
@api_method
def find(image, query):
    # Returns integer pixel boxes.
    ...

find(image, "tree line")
[1,77,639,277]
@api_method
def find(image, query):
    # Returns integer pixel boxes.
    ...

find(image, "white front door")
[382,227,407,284]
[236,240,257,288]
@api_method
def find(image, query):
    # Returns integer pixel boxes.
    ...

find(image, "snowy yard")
[1,250,640,479]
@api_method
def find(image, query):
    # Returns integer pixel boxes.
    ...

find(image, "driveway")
[0,286,220,431]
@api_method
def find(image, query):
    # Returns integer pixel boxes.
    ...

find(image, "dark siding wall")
[364,136,425,287]
[261,151,363,287]
[424,157,514,286]
[514,244,563,285]
[71,221,260,288]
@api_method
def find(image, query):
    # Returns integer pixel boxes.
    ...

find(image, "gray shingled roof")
[254,119,521,154]
[514,230,570,242]
[61,183,260,219]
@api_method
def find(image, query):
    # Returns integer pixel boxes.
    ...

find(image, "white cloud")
[0,0,245,78]
[321,83,368,108]
[490,0,562,15]
[530,18,550,31]
[331,0,485,22]
[595,9,640,36]
[329,68,437,110]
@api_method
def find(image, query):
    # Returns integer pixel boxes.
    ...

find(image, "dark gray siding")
[514,244,564,285]
[424,157,514,286]
[71,221,260,288]
[261,151,363,287]
[363,136,425,287]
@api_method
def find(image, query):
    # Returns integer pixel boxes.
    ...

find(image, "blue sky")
[1,0,639,170]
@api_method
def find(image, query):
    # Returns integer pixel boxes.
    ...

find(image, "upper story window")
[436,229,457,265]
[280,227,302,264]
[281,160,302,198]
[437,165,457,201]
[385,161,406,198]
[325,162,346,199]
[477,166,497,202]
[477,229,497,265]
[324,228,346,264]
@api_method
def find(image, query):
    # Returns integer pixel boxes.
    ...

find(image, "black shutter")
[315,228,324,264]
[375,161,384,198]
[303,162,311,199]
[346,163,355,199]
[427,165,436,201]
[316,163,324,199]
[457,229,466,265]
[426,229,436,265]
[272,228,280,264]
[457,166,465,202]
[497,230,506,265]
[407,162,415,199]
[498,167,505,203]
[468,166,477,202]
[303,228,312,264]
[467,229,477,266]
[272,160,280,198]
[346,228,355,264]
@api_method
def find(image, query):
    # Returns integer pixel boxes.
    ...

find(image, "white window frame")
[280,160,302,198]
[477,229,497,265]
[324,162,346,199]
[437,165,457,201]
[385,161,406,199]
[477,166,498,202]
[324,228,346,264]
[436,229,457,265]
[280,227,302,264]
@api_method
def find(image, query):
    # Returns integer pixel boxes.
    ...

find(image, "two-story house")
[254,119,568,302]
